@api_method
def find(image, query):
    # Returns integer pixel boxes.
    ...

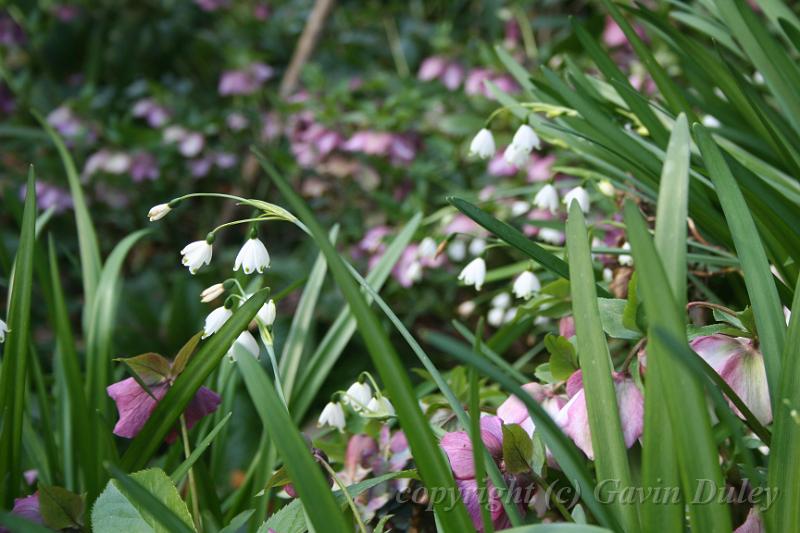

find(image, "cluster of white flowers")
[487,292,517,327]
[469,124,540,166]
[317,375,396,431]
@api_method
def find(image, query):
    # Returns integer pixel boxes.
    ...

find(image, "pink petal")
[615,377,645,448]
[556,389,594,459]
[107,378,169,438]
[440,418,503,480]
[735,508,764,533]
[11,493,42,525]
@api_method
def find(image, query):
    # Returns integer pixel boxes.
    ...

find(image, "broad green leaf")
[257,153,475,532]
[171,331,204,377]
[694,124,785,402]
[236,354,350,533]
[502,424,533,475]
[0,167,36,505]
[121,290,268,471]
[39,484,84,530]
[624,201,731,532]
[566,203,638,533]
[95,467,194,533]
[597,299,641,340]
[115,353,171,385]
[545,334,578,381]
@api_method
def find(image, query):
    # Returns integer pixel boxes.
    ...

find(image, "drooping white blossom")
[513,271,541,299]
[344,382,373,411]
[533,184,559,214]
[203,306,233,338]
[563,186,590,213]
[181,240,213,274]
[257,299,277,326]
[318,401,346,431]
[234,237,271,274]
[458,258,486,291]
[469,128,496,159]
[200,283,225,303]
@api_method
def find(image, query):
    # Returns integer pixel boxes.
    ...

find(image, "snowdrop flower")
[203,305,232,338]
[147,203,171,222]
[469,238,486,256]
[228,330,260,361]
[458,258,486,290]
[0,318,7,343]
[487,307,505,327]
[418,237,438,260]
[200,283,225,303]
[367,396,396,417]
[491,292,511,309]
[513,271,541,299]
[181,239,213,274]
[344,381,373,410]
[533,184,559,214]
[618,242,633,266]
[318,401,346,431]
[563,186,590,213]
[469,128,495,159]
[234,235,270,274]
[511,124,540,152]
[257,299,277,326]
[510,200,530,217]
[447,240,467,261]
[503,143,530,168]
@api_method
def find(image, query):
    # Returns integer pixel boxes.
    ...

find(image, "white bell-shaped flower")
[511,124,540,152]
[513,271,541,300]
[234,236,271,274]
[533,184,559,214]
[203,306,232,338]
[344,382,373,411]
[469,128,496,159]
[563,186,590,213]
[147,203,171,222]
[181,240,213,274]
[318,401,346,431]
[228,330,260,361]
[458,257,486,291]
[258,299,277,326]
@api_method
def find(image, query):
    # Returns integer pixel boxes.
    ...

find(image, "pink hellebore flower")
[498,382,567,437]
[107,357,220,443]
[527,154,555,183]
[555,370,644,460]
[602,17,628,48]
[488,149,519,177]
[440,416,515,531]
[441,62,465,91]
[218,63,274,96]
[10,493,42,526]
[735,508,765,533]
[690,335,772,425]
[418,56,448,81]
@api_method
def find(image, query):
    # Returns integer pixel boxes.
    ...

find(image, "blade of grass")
[565,202,639,533]
[693,124,785,404]
[121,289,268,471]
[640,114,690,531]
[236,353,350,533]
[279,226,335,400]
[469,323,494,533]
[766,274,800,531]
[48,236,100,499]
[624,200,731,532]
[85,229,151,417]
[256,153,475,532]
[0,167,37,505]
[33,111,101,324]
[171,412,232,484]
[291,214,420,420]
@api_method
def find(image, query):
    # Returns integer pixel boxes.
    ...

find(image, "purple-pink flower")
[498,382,567,437]
[555,370,644,460]
[690,334,772,425]
[440,416,515,531]
[218,63,274,96]
[107,355,220,443]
